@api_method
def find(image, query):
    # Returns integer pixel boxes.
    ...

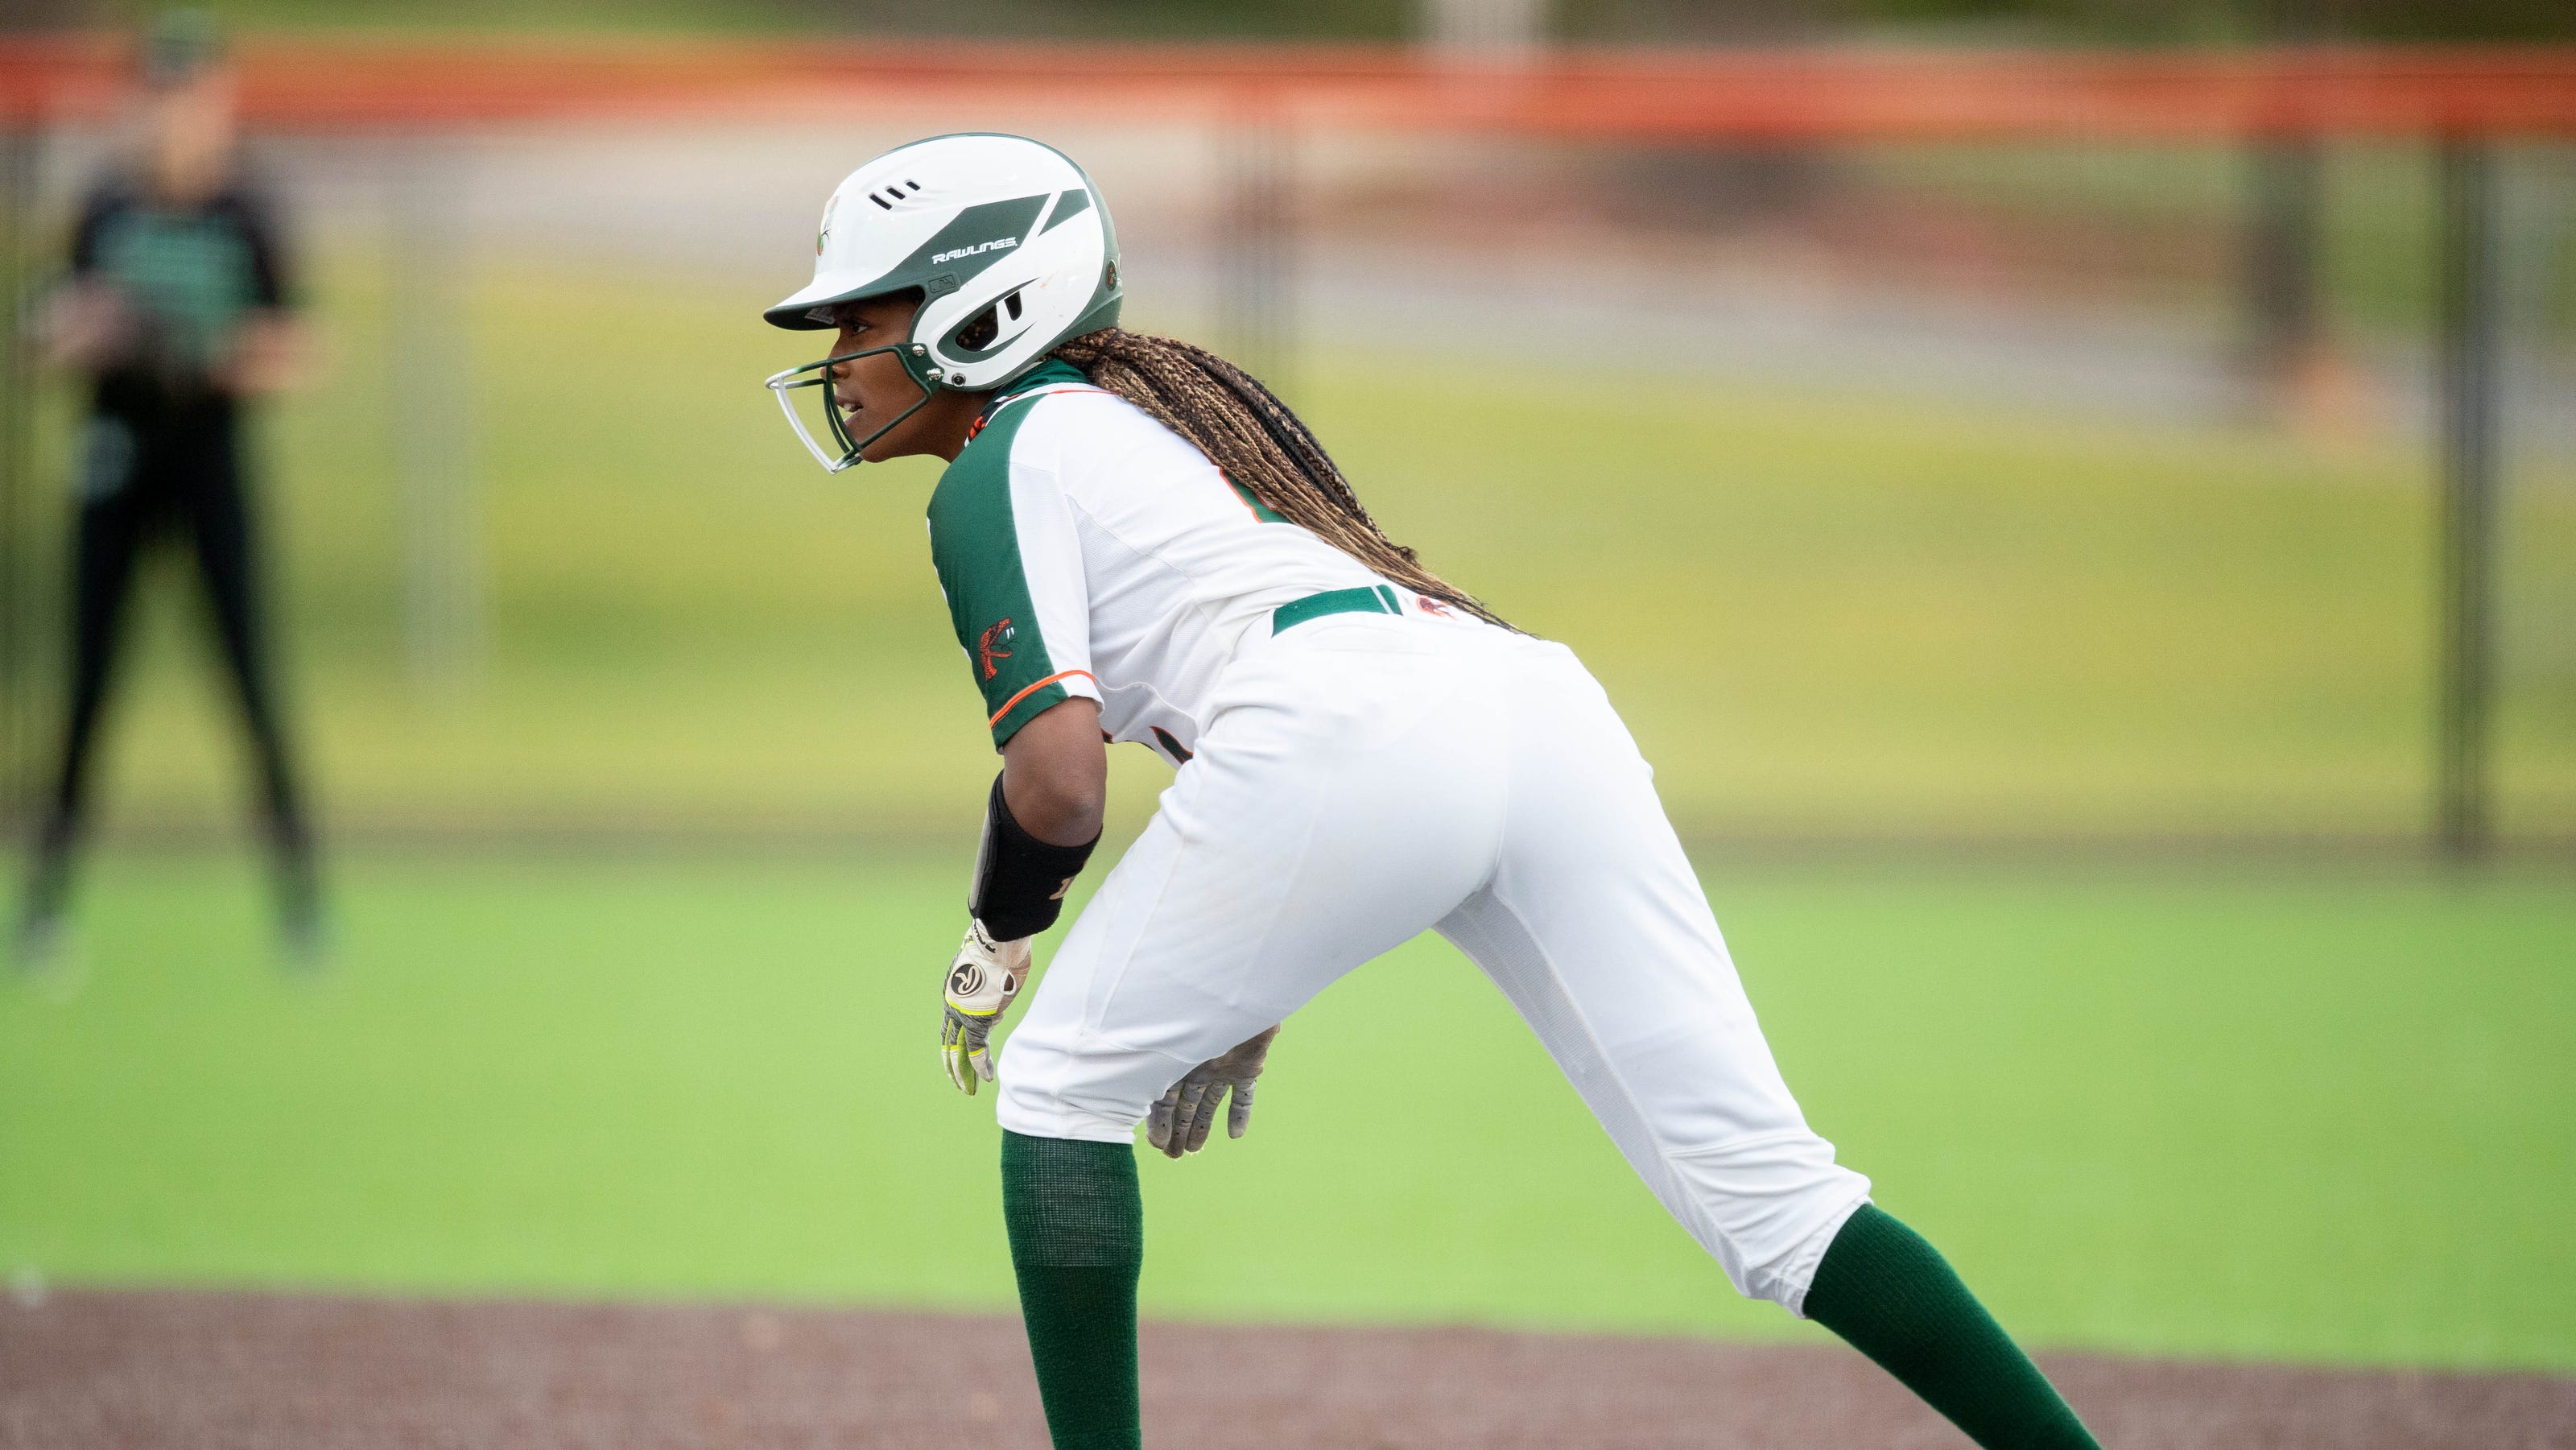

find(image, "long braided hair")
[1046,328,1513,631]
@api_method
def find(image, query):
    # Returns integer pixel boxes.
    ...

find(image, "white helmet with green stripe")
[762,133,1123,472]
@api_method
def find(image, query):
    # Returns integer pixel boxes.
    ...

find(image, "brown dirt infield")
[2,1290,2568,1448]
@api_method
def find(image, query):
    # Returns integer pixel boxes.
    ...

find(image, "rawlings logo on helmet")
[933,237,1018,266]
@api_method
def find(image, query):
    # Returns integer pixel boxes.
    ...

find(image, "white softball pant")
[994,612,1871,1312]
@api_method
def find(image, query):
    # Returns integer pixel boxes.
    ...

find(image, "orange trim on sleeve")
[989,669,1098,728]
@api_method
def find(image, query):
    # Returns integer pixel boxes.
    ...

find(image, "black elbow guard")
[970,771,1100,942]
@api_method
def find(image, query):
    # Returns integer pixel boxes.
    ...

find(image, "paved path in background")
[3,1291,2569,1448]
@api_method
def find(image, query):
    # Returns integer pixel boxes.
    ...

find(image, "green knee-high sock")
[1001,1130,1142,1450]
[1804,1204,2100,1450]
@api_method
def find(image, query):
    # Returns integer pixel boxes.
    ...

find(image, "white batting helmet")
[762,133,1123,471]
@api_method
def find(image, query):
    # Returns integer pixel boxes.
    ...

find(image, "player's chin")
[854,416,923,463]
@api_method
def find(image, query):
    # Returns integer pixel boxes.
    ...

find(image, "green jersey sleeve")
[928,392,1100,747]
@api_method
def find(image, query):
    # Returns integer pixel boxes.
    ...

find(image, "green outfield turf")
[28,253,2571,847]
[3,852,2568,1370]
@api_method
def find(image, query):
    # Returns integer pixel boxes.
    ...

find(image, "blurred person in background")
[13,11,323,971]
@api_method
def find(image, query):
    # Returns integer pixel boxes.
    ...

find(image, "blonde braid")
[1047,328,1514,632]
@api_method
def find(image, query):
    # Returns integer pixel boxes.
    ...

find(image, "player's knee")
[994,1030,1162,1146]
[995,1079,1149,1146]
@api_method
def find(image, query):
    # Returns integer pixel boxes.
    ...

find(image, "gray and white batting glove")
[940,920,1031,1096]
[1147,1026,1278,1159]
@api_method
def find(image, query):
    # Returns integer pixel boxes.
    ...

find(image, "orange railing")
[5,35,2576,138]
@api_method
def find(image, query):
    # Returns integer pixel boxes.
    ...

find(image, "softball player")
[763,134,2099,1450]
[15,13,320,969]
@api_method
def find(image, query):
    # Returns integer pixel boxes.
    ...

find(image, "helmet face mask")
[762,134,1124,472]
[763,327,948,474]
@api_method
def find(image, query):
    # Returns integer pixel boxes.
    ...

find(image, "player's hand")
[1147,1026,1278,1159]
[37,283,140,374]
[940,920,1031,1095]
[219,312,311,397]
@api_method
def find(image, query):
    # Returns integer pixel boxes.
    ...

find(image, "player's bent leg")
[1001,1130,1142,1450]
[993,622,1507,1450]
[997,622,1505,1142]
[990,800,1239,1146]
[1806,1204,2101,1448]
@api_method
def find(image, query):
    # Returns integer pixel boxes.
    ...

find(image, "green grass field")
[10,238,2571,1381]
[4,852,2569,1370]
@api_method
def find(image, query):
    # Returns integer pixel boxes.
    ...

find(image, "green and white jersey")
[929,360,1391,758]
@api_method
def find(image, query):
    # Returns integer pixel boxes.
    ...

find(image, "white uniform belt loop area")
[1269,584,1406,634]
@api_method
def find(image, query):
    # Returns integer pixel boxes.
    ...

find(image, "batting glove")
[1147,1026,1278,1159]
[940,920,1031,1095]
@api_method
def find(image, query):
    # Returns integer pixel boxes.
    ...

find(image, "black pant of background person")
[16,391,320,965]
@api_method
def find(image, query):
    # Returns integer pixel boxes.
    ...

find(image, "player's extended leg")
[1437,638,2099,1450]
[17,428,155,955]
[993,622,1509,1450]
[181,415,320,944]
